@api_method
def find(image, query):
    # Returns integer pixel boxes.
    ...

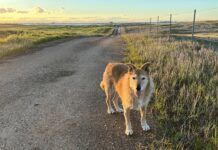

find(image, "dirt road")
[0,36,155,150]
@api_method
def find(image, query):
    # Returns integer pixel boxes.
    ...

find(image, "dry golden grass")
[174,33,218,40]
[122,33,217,149]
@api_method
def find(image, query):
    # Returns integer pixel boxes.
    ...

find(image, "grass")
[0,24,113,59]
[124,20,218,42]
[174,33,218,40]
[122,33,217,149]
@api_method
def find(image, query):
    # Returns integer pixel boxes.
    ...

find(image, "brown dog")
[100,62,154,135]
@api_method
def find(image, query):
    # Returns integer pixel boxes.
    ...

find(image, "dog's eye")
[132,77,136,80]
[142,77,146,80]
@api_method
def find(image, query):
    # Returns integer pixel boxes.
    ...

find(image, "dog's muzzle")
[136,84,141,97]
[136,84,141,91]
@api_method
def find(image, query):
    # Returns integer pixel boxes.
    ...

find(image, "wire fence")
[124,8,218,50]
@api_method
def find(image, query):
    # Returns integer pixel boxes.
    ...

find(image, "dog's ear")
[141,62,151,72]
[126,63,137,72]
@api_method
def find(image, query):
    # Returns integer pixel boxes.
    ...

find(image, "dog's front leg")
[140,105,150,131]
[124,108,133,135]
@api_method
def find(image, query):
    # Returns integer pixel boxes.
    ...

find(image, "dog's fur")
[100,62,154,135]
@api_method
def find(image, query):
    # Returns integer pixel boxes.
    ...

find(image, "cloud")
[32,7,45,13]
[0,8,16,14]
[0,6,47,15]
[17,10,29,14]
[7,8,16,13]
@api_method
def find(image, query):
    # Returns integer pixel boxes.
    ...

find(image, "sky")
[0,0,218,23]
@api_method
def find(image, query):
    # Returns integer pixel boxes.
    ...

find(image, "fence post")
[150,18,152,33]
[157,16,159,36]
[169,14,172,41]
[192,9,196,42]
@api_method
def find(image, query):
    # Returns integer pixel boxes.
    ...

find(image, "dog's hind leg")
[100,81,104,90]
[112,93,123,113]
[140,105,150,131]
[105,82,115,114]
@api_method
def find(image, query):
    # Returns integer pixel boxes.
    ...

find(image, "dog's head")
[127,62,151,98]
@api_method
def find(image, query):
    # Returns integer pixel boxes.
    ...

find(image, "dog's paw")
[125,129,133,136]
[142,123,150,131]
[107,108,115,114]
[116,108,123,113]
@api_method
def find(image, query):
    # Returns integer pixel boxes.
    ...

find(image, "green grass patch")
[0,25,113,59]
[122,33,217,149]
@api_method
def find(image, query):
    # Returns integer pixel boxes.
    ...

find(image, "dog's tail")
[100,81,104,91]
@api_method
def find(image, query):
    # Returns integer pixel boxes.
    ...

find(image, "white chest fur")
[131,98,144,110]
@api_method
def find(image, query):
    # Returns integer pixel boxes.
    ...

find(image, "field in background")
[124,21,218,50]
[0,24,113,59]
[122,33,217,149]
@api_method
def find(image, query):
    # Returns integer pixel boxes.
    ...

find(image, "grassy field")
[0,24,113,59]
[122,33,217,149]
[174,33,218,41]
[124,21,218,42]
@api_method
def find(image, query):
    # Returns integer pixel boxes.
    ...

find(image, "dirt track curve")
[0,36,155,150]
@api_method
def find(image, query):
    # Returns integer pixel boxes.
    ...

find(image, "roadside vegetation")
[0,24,113,59]
[122,33,217,149]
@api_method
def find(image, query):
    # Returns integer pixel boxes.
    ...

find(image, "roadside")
[121,33,217,149]
[0,36,94,62]
[0,25,114,59]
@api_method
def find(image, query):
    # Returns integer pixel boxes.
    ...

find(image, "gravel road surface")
[0,36,155,150]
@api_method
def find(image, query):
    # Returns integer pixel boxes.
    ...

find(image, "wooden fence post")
[192,9,196,42]
[169,14,172,40]
[157,16,159,36]
[150,18,152,33]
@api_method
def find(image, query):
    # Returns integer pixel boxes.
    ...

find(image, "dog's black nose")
[136,85,141,91]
